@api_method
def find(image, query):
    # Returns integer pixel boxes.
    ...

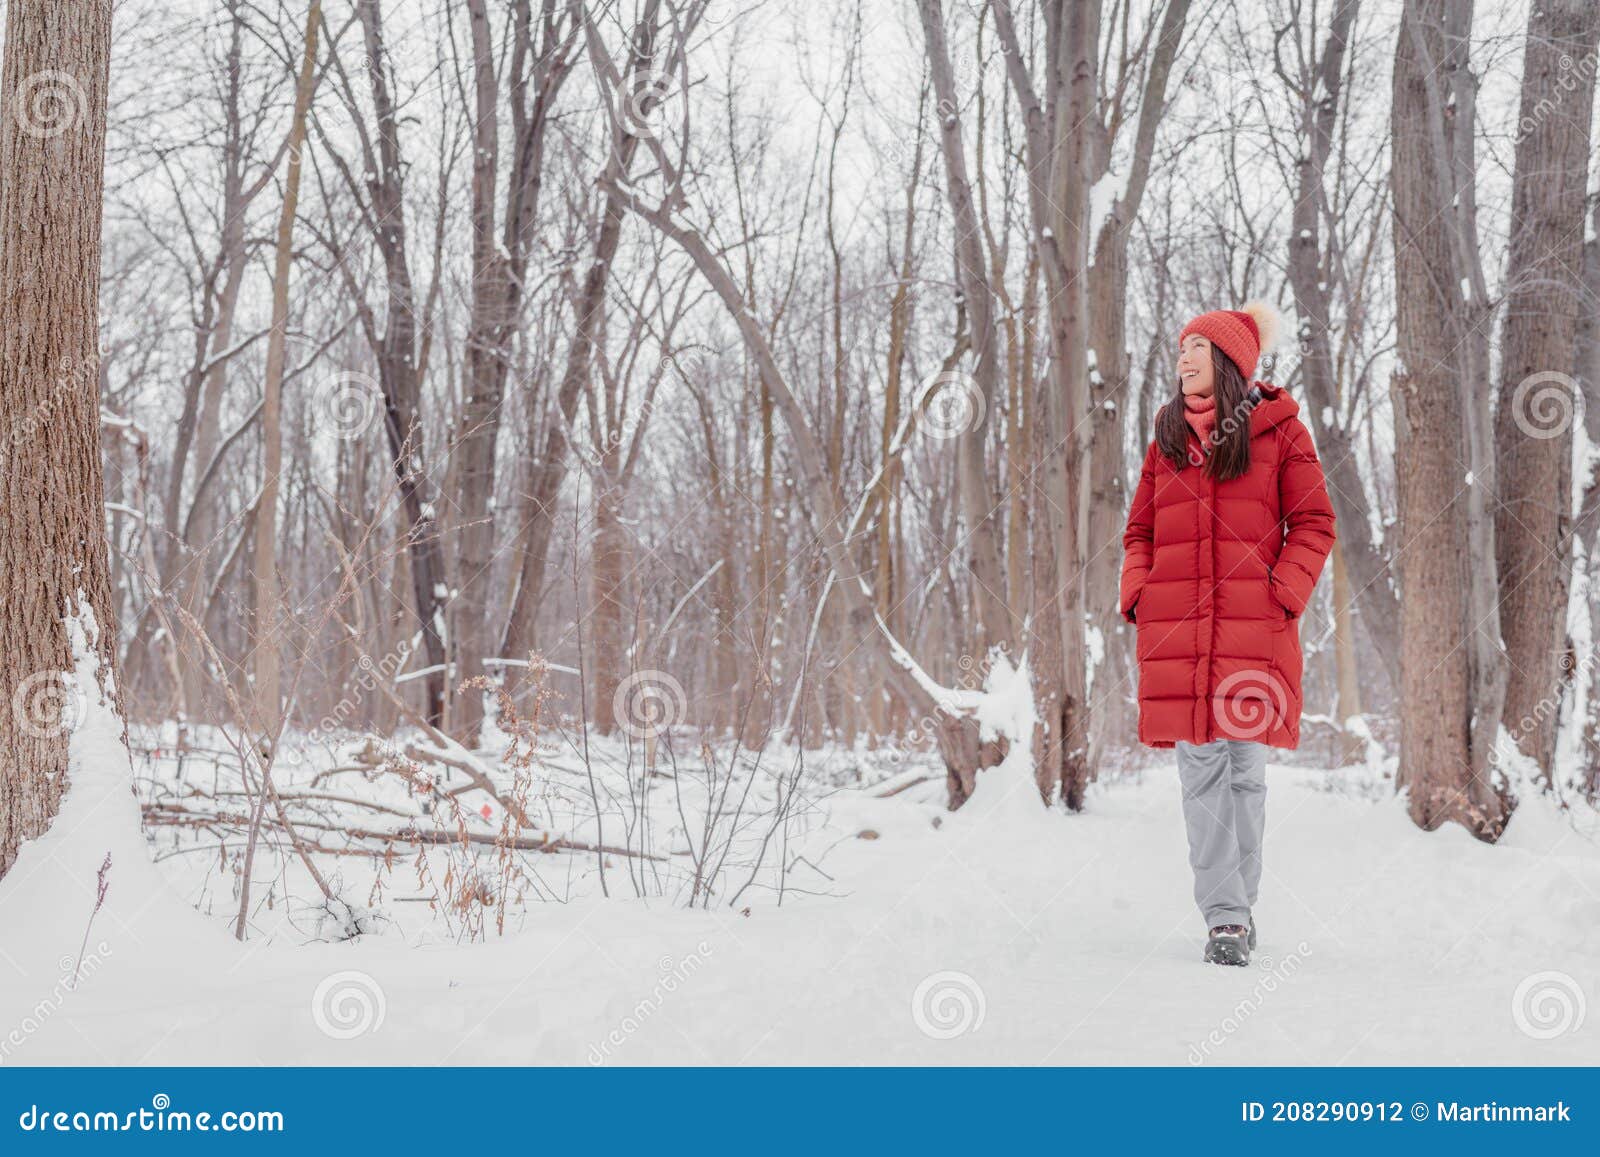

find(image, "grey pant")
[1175,739,1267,929]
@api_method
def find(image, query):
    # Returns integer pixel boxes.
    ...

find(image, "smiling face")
[1178,334,1215,397]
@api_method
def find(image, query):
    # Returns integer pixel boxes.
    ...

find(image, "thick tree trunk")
[987,0,1099,806]
[1575,194,1600,797]
[1492,0,1600,783]
[1041,0,1099,810]
[1389,0,1509,839]
[0,0,118,877]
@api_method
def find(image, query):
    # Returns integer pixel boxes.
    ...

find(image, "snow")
[3,598,1598,1066]
[5,692,1600,1063]
[1088,167,1129,248]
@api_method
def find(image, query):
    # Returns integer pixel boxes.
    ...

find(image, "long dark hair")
[1154,342,1256,481]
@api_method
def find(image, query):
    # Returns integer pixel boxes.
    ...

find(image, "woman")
[1119,303,1336,967]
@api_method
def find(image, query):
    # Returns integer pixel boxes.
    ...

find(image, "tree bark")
[1389,0,1509,839]
[0,0,118,877]
[1492,0,1600,783]
[988,0,1100,806]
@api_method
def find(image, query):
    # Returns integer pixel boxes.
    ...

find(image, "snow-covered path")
[2,730,1597,1066]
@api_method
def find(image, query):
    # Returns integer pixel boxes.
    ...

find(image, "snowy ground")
[3,668,1598,1067]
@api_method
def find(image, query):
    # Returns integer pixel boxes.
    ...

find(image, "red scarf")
[1183,392,1217,451]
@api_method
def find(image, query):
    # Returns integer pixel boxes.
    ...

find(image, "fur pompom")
[1239,300,1281,352]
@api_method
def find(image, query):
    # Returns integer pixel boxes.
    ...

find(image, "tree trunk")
[1389,0,1509,839]
[1330,543,1363,765]
[1492,0,1600,783]
[917,0,1013,658]
[251,0,321,742]
[452,0,511,746]
[454,0,572,746]
[1283,0,1403,699]
[0,0,118,877]
[987,0,1100,806]
[590,465,628,735]
[1042,0,1098,809]
[357,0,448,726]
[1084,0,1190,764]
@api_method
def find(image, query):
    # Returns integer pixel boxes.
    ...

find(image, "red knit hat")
[1179,301,1279,381]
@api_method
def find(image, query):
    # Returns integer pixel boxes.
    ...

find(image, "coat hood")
[1246,381,1301,435]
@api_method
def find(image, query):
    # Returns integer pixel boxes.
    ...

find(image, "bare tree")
[1081,0,1190,763]
[988,0,1100,807]
[252,0,323,741]
[451,0,577,745]
[315,0,456,726]
[1492,0,1600,783]
[500,0,672,666]
[916,0,1013,659]
[1274,0,1396,763]
[1389,0,1508,838]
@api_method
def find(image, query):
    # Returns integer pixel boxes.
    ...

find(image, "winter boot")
[1204,924,1250,966]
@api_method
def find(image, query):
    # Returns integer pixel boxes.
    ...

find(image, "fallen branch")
[141,800,664,861]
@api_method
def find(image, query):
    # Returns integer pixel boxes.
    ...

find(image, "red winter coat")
[1119,383,1336,749]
